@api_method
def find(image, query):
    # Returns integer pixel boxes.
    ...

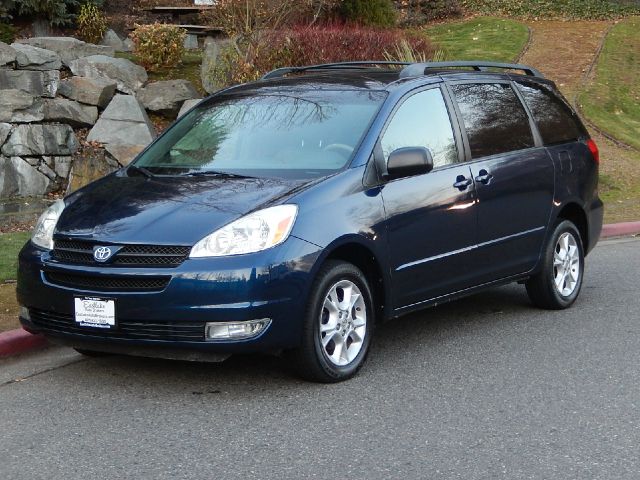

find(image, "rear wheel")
[526,220,584,310]
[291,260,374,383]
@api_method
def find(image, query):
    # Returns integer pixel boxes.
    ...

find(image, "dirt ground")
[520,20,640,223]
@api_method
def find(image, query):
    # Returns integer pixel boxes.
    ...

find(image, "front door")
[379,87,478,310]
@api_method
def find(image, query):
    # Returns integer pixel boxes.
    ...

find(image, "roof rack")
[261,61,411,80]
[399,61,544,79]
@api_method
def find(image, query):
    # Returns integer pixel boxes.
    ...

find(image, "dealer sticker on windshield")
[74,297,116,329]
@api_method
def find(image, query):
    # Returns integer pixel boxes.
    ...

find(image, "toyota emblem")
[93,246,113,262]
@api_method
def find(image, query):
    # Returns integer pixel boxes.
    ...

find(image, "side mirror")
[385,147,434,181]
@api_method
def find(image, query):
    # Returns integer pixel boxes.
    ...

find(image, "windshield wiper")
[183,170,253,179]
[127,164,154,178]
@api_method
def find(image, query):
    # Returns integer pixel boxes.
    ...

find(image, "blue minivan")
[17,61,603,382]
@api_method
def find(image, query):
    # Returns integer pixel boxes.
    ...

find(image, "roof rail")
[399,61,544,79]
[261,61,411,80]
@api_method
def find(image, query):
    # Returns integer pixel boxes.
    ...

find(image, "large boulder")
[57,75,117,108]
[0,156,52,197]
[0,89,44,123]
[69,55,147,95]
[0,41,16,66]
[0,70,59,98]
[101,29,126,52]
[1,124,78,156]
[87,95,155,165]
[67,149,118,193]
[44,98,98,127]
[177,98,201,118]
[11,43,62,71]
[0,123,11,146]
[15,37,114,67]
[43,156,72,179]
[137,80,200,117]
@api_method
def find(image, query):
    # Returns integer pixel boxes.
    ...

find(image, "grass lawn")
[116,51,205,95]
[424,17,529,62]
[578,17,640,150]
[0,232,30,283]
[0,232,30,333]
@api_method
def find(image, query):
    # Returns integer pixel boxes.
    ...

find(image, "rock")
[2,124,78,156]
[69,55,147,95]
[137,80,200,117]
[101,29,126,52]
[16,37,114,67]
[43,98,98,127]
[87,94,155,150]
[43,156,72,178]
[0,41,16,66]
[0,123,11,146]
[0,89,44,123]
[0,69,59,98]
[0,156,51,197]
[123,38,134,53]
[57,75,117,108]
[67,150,117,194]
[201,38,233,94]
[105,144,145,166]
[177,99,201,118]
[11,43,62,70]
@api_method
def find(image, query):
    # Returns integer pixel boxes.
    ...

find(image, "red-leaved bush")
[258,24,435,70]
[205,24,435,90]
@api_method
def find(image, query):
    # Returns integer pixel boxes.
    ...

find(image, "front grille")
[44,271,170,292]
[30,309,205,341]
[52,240,191,268]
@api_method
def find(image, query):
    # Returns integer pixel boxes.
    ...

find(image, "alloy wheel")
[553,232,581,297]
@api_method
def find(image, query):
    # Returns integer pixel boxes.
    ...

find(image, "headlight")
[31,199,65,250]
[190,205,298,258]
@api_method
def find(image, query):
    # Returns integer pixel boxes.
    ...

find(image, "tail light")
[586,138,600,164]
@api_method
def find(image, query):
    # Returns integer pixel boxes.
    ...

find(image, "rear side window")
[381,88,458,169]
[516,81,586,145]
[451,83,535,159]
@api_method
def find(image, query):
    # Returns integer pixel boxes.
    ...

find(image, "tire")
[526,220,585,310]
[291,260,375,383]
[74,348,112,357]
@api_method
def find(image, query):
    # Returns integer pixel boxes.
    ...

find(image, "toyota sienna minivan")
[18,61,603,382]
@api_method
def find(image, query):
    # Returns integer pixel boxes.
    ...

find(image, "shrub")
[76,3,107,44]
[10,0,104,26]
[204,25,435,89]
[339,0,398,27]
[397,0,463,25]
[0,22,16,43]
[131,23,186,71]
[462,0,640,19]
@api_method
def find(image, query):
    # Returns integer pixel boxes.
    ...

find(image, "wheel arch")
[311,236,390,323]
[555,202,589,252]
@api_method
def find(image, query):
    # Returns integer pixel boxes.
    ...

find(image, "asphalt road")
[1,237,639,480]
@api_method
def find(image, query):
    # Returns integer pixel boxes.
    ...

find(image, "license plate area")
[74,297,116,329]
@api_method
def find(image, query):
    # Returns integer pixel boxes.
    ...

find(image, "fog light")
[19,306,31,321]
[205,319,271,340]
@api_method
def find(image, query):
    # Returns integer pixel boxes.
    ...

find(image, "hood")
[56,172,311,245]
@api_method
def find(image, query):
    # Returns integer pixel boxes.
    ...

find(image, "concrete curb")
[0,328,48,358]
[601,221,640,239]
[1,221,639,360]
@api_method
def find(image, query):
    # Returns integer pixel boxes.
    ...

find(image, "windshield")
[133,90,387,179]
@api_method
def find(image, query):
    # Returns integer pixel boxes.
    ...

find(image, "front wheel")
[291,260,374,383]
[526,220,585,310]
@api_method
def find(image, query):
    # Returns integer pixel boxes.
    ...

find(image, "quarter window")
[451,83,535,159]
[381,88,458,169]
[516,81,586,145]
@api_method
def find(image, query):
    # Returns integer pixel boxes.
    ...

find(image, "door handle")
[475,169,493,185]
[453,175,472,191]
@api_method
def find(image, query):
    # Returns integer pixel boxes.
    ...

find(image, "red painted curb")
[0,328,48,358]
[601,221,640,239]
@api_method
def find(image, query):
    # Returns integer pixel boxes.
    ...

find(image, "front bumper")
[17,236,322,355]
